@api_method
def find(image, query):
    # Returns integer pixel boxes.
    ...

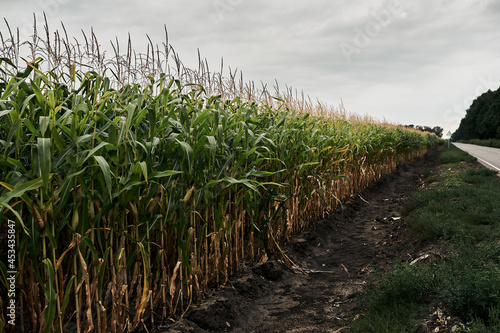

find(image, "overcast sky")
[3,0,500,136]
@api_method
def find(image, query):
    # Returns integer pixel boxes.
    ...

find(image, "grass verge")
[350,145,500,332]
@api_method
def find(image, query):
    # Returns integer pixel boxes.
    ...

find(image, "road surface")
[453,142,500,172]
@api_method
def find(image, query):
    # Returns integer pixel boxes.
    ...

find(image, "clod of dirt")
[232,276,261,295]
[186,298,239,331]
[251,260,285,281]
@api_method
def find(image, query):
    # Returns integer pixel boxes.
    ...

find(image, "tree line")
[405,125,444,138]
[452,86,500,141]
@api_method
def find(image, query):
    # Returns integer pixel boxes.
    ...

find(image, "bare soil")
[154,148,442,333]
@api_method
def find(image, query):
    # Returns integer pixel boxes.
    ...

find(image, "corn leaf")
[42,259,57,333]
[93,156,113,199]
[37,138,51,190]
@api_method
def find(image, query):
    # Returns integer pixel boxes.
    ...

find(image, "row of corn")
[0,57,439,332]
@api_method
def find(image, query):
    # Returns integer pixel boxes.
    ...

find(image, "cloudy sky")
[2,0,500,136]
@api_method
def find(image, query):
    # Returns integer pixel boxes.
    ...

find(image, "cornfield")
[0,17,439,332]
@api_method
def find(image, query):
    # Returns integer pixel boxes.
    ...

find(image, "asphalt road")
[453,142,500,172]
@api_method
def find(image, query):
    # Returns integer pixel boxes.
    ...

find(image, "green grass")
[439,145,477,164]
[350,146,500,332]
[352,265,435,332]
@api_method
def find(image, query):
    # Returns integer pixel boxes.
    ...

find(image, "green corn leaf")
[176,140,193,164]
[242,146,258,158]
[47,90,55,110]
[2,156,27,172]
[77,134,93,145]
[0,109,13,118]
[0,77,23,100]
[192,108,210,127]
[53,168,87,215]
[37,138,51,190]
[42,259,57,333]
[206,135,217,155]
[22,118,42,137]
[259,181,285,187]
[125,103,136,133]
[0,202,25,233]
[246,170,276,178]
[52,147,77,170]
[169,119,187,135]
[93,156,113,199]
[232,130,245,147]
[51,127,67,153]
[81,236,99,260]
[208,176,259,193]
[31,79,47,109]
[117,116,127,145]
[139,161,148,183]
[0,177,43,204]
[135,107,149,128]
[53,109,73,127]
[60,275,76,320]
[97,247,111,295]
[77,142,111,167]
[44,226,58,250]
[4,120,20,155]
[113,180,145,199]
[39,116,50,137]
[296,161,320,174]
[150,170,182,179]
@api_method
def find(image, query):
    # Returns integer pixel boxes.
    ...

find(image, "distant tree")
[405,124,443,138]
[431,126,443,138]
[452,87,500,141]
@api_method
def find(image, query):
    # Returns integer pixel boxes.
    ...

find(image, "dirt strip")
[154,148,441,333]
